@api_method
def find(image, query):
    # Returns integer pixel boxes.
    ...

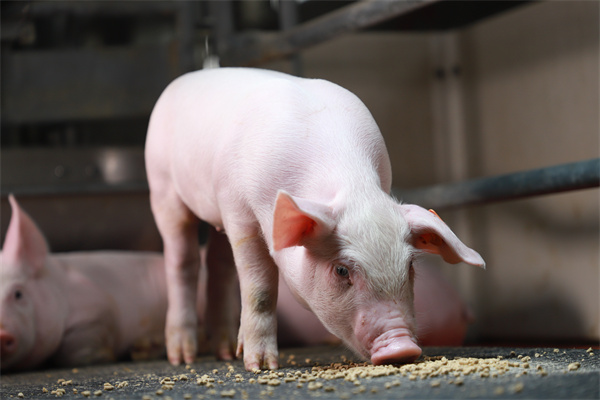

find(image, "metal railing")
[394,158,600,210]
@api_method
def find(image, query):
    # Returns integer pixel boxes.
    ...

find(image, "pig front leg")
[150,190,201,366]
[205,227,239,360]
[228,228,279,371]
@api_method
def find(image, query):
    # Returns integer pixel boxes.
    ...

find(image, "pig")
[0,195,170,371]
[145,67,485,371]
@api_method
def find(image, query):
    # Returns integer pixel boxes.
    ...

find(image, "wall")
[267,1,599,343]
[461,0,599,342]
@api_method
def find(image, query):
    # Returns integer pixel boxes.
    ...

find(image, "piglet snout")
[355,306,421,365]
[370,335,421,365]
[0,329,17,356]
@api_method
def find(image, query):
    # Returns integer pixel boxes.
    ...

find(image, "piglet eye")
[336,265,349,278]
[14,290,23,300]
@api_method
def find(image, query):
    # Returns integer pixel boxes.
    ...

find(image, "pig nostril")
[1,334,17,354]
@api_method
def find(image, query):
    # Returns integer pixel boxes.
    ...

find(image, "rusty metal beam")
[220,0,435,66]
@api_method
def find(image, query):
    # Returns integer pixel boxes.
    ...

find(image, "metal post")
[278,0,303,76]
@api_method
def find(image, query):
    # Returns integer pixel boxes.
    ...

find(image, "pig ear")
[399,204,485,268]
[2,194,49,274]
[273,190,335,251]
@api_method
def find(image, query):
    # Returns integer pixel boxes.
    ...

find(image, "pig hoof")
[216,348,235,361]
[213,334,237,361]
[243,353,279,371]
[166,329,197,366]
[267,358,279,370]
[168,355,181,366]
[244,360,279,371]
[183,352,196,365]
[168,350,196,366]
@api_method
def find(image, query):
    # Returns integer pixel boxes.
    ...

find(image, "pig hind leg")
[150,187,201,366]
[205,227,240,360]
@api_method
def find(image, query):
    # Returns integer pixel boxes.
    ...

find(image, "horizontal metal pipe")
[393,158,600,210]
[220,0,433,66]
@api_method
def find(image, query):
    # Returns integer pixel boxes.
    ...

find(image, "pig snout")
[369,329,422,365]
[0,329,18,356]
[354,307,421,365]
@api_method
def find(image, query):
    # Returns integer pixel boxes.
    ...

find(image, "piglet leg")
[150,189,200,366]
[205,228,239,360]
[229,227,279,371]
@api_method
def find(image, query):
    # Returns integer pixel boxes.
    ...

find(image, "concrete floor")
[2,346,598,399]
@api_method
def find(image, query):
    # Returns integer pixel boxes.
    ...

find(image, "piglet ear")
[399,204,485,268]
[273,190,335,251]
[2,194,49,274]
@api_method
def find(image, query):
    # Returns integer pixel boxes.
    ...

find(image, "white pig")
[0,195,169,371]
[145,67,485,371]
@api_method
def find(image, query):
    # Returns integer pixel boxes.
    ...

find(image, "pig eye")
[335,265,349,278]
[14,290,23,300]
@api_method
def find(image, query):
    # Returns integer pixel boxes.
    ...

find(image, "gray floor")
[2,346,598,399]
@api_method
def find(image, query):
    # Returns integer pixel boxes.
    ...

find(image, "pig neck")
[50,256,111,333]
[26,258,70,368]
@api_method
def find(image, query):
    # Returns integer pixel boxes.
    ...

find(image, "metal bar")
[175,1,197,74]
[210,0,234,56]
[278,0,304,76]
[393,158,600,210]
[220,0,435,66]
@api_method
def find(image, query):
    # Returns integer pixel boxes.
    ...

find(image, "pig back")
[146,68,392,231]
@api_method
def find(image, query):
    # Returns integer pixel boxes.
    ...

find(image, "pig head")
[145,67,485,370]
[271,193,484,365]
[0,195,68,371]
